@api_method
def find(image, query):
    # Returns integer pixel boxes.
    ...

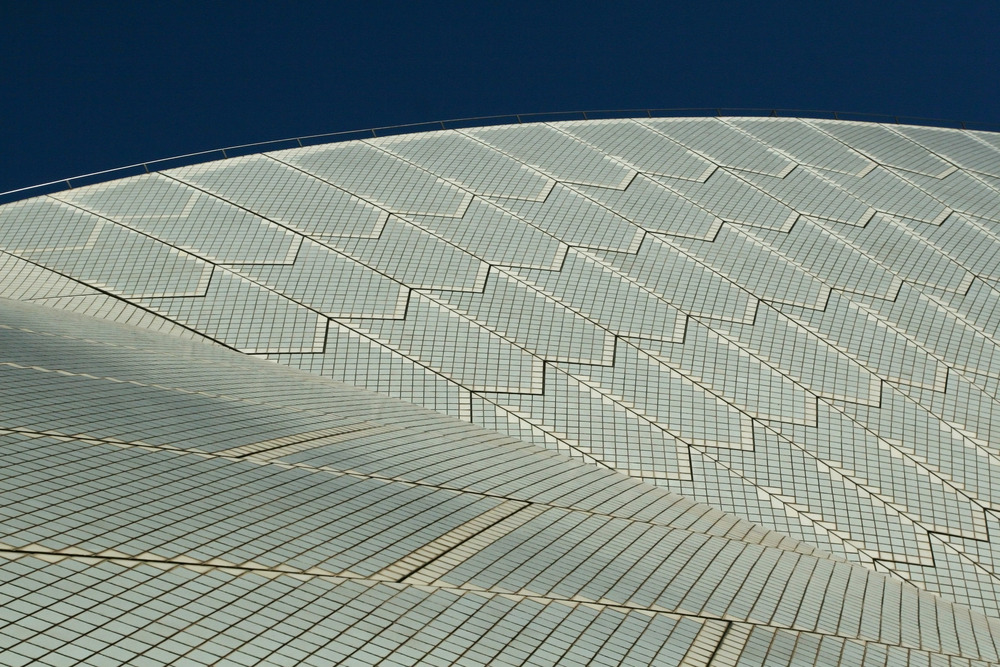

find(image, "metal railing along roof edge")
[2,107,997,205]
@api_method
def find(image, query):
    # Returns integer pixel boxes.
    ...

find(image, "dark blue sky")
[3,1,999,195]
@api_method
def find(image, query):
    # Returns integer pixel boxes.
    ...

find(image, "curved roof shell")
[3,116,1000,664]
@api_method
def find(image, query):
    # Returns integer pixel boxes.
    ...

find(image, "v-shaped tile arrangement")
[4,117,1000,664]
[1,296,998,667]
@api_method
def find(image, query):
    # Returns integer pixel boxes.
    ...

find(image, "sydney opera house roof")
[3,115,1000,664]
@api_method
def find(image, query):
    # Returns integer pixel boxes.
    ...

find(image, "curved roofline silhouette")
[3,116,1000,664]
[3,108,998,204]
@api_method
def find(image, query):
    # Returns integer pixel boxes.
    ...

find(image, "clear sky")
[3,1,999,194]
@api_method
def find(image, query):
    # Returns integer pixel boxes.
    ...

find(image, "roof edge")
[3,108,998,205]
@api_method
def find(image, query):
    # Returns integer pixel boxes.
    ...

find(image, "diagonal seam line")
[397,502,534,584]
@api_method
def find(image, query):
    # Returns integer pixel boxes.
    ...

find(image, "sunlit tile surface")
[4,117,1000,665]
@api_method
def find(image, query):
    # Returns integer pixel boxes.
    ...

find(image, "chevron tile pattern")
[3,117,1000,627]
[1,298,998,667]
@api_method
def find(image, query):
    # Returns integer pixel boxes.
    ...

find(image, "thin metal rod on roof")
[2,107,996,203]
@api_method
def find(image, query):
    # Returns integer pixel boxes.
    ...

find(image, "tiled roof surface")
[4,117,1000,664]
